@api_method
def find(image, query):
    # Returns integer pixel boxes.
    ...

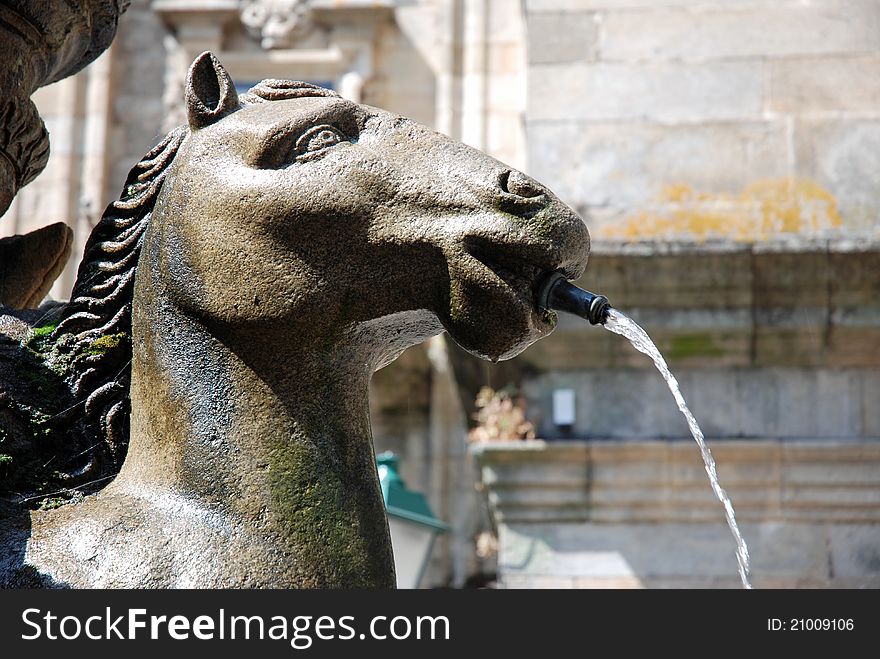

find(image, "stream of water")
[603,308,752,589]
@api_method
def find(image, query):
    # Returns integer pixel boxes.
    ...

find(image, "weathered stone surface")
[599,2,880,61]
[527,120,790,214]
[526,12,597,64]
[862,372,880,437]
[502,575,576,588]
[519,366,876,441]
[794,119,880,234]
[1,52,592,588]
[454,244,880,449]
[521,2,880,243]
[529,61,763,123]
[0,223,72,309]
[526,0,793,10]
[499,522,830,583]
[585,251,754,309]
[829,525,880,578]
[0,0,128,306]
[769,55,880,115]
[477,440,880,587]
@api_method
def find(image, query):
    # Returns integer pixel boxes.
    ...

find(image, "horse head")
[149,52,589,366]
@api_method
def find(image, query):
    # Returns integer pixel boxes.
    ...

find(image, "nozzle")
[538,271,611,325]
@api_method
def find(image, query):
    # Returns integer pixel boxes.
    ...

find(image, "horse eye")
[295,125,345,160]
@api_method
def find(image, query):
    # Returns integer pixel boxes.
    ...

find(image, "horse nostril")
[499,170,511,193]
[501,170,543,199]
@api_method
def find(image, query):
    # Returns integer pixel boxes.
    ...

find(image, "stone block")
[653,327,751,368]
[520,365,876,441]
[30,83,64,110]
[481,459,588,488]
[581,251,754,309]
[40,116,77,156]
[829,525,880,578]
[514,324,620,372]
[521,368,760,440]
[862,372,880,436]
[752,327,826,368]
[600,2,880,61]
[563,519,830,582]
[526,0,775,11]
[526,120,790,216]
[748,522,830,580]
[481,441,880,586]
[828,252,880,368]
[528,61,763,123]
[768,55,880,115]
[487,44,525,78]
[794,119,880,234]
[526,0,599,10]
[826,327,880,368]
[830,249,880,308]
[526,11,597,64]
[774,371,862,438]
[485,71,524,112]
[752,250,829,308]
[488,0,528,44]
[484,111,526,170]
[827,250,880,367]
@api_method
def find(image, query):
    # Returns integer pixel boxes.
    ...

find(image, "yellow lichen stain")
[598,178,843,242]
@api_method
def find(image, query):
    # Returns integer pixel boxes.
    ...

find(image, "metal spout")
[538,271,611,325]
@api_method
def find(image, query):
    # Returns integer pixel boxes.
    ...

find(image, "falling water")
[603,308,752,589]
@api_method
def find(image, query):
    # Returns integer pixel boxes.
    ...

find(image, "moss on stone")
[85,332,126,356]
[24,322,58,353]
[30,323,57,338]
[1,329,82,501]
[667,333,725,360]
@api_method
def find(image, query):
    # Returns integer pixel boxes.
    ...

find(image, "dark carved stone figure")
[0,53,590,587]
[0,0,129,308]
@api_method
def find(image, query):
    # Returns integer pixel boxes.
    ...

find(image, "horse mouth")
[463,240,557,323]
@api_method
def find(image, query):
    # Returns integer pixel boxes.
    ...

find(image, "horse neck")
[114,291,395,586]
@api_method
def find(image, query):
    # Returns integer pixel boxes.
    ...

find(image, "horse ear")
[185,52,240,129]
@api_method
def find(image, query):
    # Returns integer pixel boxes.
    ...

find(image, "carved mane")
[50,126,187,475]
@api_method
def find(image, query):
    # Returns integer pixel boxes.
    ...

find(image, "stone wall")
[462,243,880,587]
[516,244,880,440]
[512,1,880,584]
[475,440,880,588]
[524,0,880,242]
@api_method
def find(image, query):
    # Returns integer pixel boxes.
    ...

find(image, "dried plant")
[468,386,536,443]
[475,531,498,559]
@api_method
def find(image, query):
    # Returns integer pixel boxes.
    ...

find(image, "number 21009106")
[768,618,854,631]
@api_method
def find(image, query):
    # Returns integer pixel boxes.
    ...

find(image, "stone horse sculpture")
[0,52,589,587]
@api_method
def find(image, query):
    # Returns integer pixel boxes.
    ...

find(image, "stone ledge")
[510,246,880,369]
[474,439,880,524]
